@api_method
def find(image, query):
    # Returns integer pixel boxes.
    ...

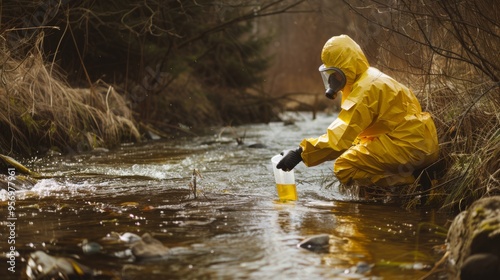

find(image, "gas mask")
[319,64,346,100]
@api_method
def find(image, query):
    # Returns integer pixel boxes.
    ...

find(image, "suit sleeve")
[299,90,376,167]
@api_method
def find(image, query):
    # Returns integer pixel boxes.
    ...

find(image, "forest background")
[0,0,498,211]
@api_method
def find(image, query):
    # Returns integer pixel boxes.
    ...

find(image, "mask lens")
[318,65,330,90]
[328,73,344,93]
[318,64,346,100]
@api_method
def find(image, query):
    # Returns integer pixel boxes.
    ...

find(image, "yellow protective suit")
[299,35,439,187]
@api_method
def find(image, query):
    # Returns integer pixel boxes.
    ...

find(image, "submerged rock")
[297,234,330,252]
[25,251,95,279]
[119,232,142,243]
[246,143,267,149]
[101,232,170,261]
[131,233,170,261]
[460,253,500,280]
[235,137,267,149]
[446,196,500,280]
[353,261,373,274]
[340,261,374,277]
[81,239,104,255]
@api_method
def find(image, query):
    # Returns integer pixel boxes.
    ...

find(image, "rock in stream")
[446,196,500,280]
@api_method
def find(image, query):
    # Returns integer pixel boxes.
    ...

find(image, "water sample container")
[271,154,298,201]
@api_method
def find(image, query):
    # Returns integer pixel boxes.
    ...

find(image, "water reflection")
[0,113,450,279]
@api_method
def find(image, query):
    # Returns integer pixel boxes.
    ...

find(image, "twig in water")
[418,251,449,280]
[189,169,206,199]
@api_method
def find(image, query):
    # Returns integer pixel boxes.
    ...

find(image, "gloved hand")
[276,147,303,171]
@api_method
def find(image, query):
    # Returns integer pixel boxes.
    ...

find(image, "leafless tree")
[343,0,499,83]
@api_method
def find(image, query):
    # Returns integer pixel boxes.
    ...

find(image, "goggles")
[319,64,346,99]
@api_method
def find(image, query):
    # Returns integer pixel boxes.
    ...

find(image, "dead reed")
[402,65,499,211]
[429,80,499,211]
[0,36,140,156]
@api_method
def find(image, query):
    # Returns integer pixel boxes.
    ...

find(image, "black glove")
[276,147,303,172]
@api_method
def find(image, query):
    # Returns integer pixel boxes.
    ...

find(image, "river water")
[1,112,450,279]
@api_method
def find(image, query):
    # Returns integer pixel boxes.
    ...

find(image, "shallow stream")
[1,112,450,279]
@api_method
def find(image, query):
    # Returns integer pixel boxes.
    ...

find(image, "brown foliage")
[0,36,140,155]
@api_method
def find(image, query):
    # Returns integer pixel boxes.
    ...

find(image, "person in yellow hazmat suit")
[277,34,439,187]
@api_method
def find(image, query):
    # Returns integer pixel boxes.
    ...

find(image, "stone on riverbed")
[25,251,95,279]
[446,196,500,280]
[297,234,330,252]
[97,231,170,261]
[131,233,170,261]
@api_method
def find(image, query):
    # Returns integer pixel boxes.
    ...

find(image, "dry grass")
[0,36,140,156]
[400,64,499,211]
[427,80,499,211]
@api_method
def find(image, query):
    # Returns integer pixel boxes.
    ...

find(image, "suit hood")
[321,35,370,87]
